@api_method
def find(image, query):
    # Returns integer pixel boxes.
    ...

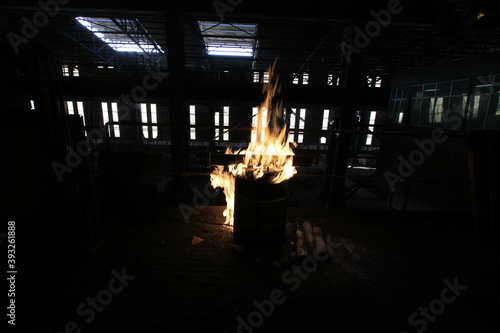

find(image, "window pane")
[302,73,309,85]
[299,108,306,129]
[101,102,109,124]
[214,112,220,126]
[223,106,229,126]
[297,133,304,143]
[150,104,157,123]
[289,111,296,129]
[66,101,74,114]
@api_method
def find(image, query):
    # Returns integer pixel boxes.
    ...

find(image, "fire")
[210,61,296,226]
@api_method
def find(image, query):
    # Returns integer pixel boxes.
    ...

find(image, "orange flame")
[210,61,296,226]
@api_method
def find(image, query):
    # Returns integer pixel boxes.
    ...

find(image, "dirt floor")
[19,205,500,333]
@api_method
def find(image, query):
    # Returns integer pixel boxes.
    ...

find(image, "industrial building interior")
[1,0,499,332]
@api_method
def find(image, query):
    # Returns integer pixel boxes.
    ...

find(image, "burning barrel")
[233,170,288,249]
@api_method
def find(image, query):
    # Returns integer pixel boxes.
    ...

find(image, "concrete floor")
[20,205,499,333]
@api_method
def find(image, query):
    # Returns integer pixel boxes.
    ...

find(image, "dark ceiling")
[1,0,500,82]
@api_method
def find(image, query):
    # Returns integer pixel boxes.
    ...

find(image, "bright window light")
[198,21,257,57]
[66,101,86,127]
[76,16,163,53]
[111,102,120,137]
[253,72,260,83]
[101,102,120,137]
[327,73,333,86]
[251,106,258,141]
[298,108,306,129]
[30,100,35,110]
[293,73,299,85]
[76,101,85,126]
[322,109,330,130]
[62,64,69,76]
[66,101,74,114]
[73,66,79,77]
[289,108,296,143]
[297,133,304,144]
[263,72,270,83]
[189,105,196,140]
[366,111,377,145]
[302,73,309,85]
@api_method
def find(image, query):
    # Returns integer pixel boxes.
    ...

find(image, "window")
[251,106,268,141]
[251,106,258,142]
[288,110,296,143]
[215,106,230,141]
[198,21,257,57]
[30,100,35,110]
[140,103,158,139]
[72,66,79,77]
[294,73,309,85]
[366,111,377,145]
[101,102,120,137]
[320,109,330,144]
[327,73,334,86]
[189,105,196,140]
[289,108,306,143]
[367,75,382,87]
[302,72,309,85]
[263,71,270,83]
[253,71,260,83]
[62,64,70,76]
[66,101,86,126]
[327,73,340,86]
[76,17,163,53]
[429,97,444,123]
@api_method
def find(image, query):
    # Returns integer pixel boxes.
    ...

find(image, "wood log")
[296,226,308,258]
[302,221,315,256]
[313,226,327,256]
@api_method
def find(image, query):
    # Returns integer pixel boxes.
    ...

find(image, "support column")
[165,11,189,201]
[327,24,362,207]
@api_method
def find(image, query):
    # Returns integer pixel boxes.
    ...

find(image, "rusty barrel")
[233,171,288,249]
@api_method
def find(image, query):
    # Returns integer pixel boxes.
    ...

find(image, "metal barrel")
[233,171,289,249]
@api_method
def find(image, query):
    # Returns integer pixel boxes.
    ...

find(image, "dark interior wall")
[377,127,470,212]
